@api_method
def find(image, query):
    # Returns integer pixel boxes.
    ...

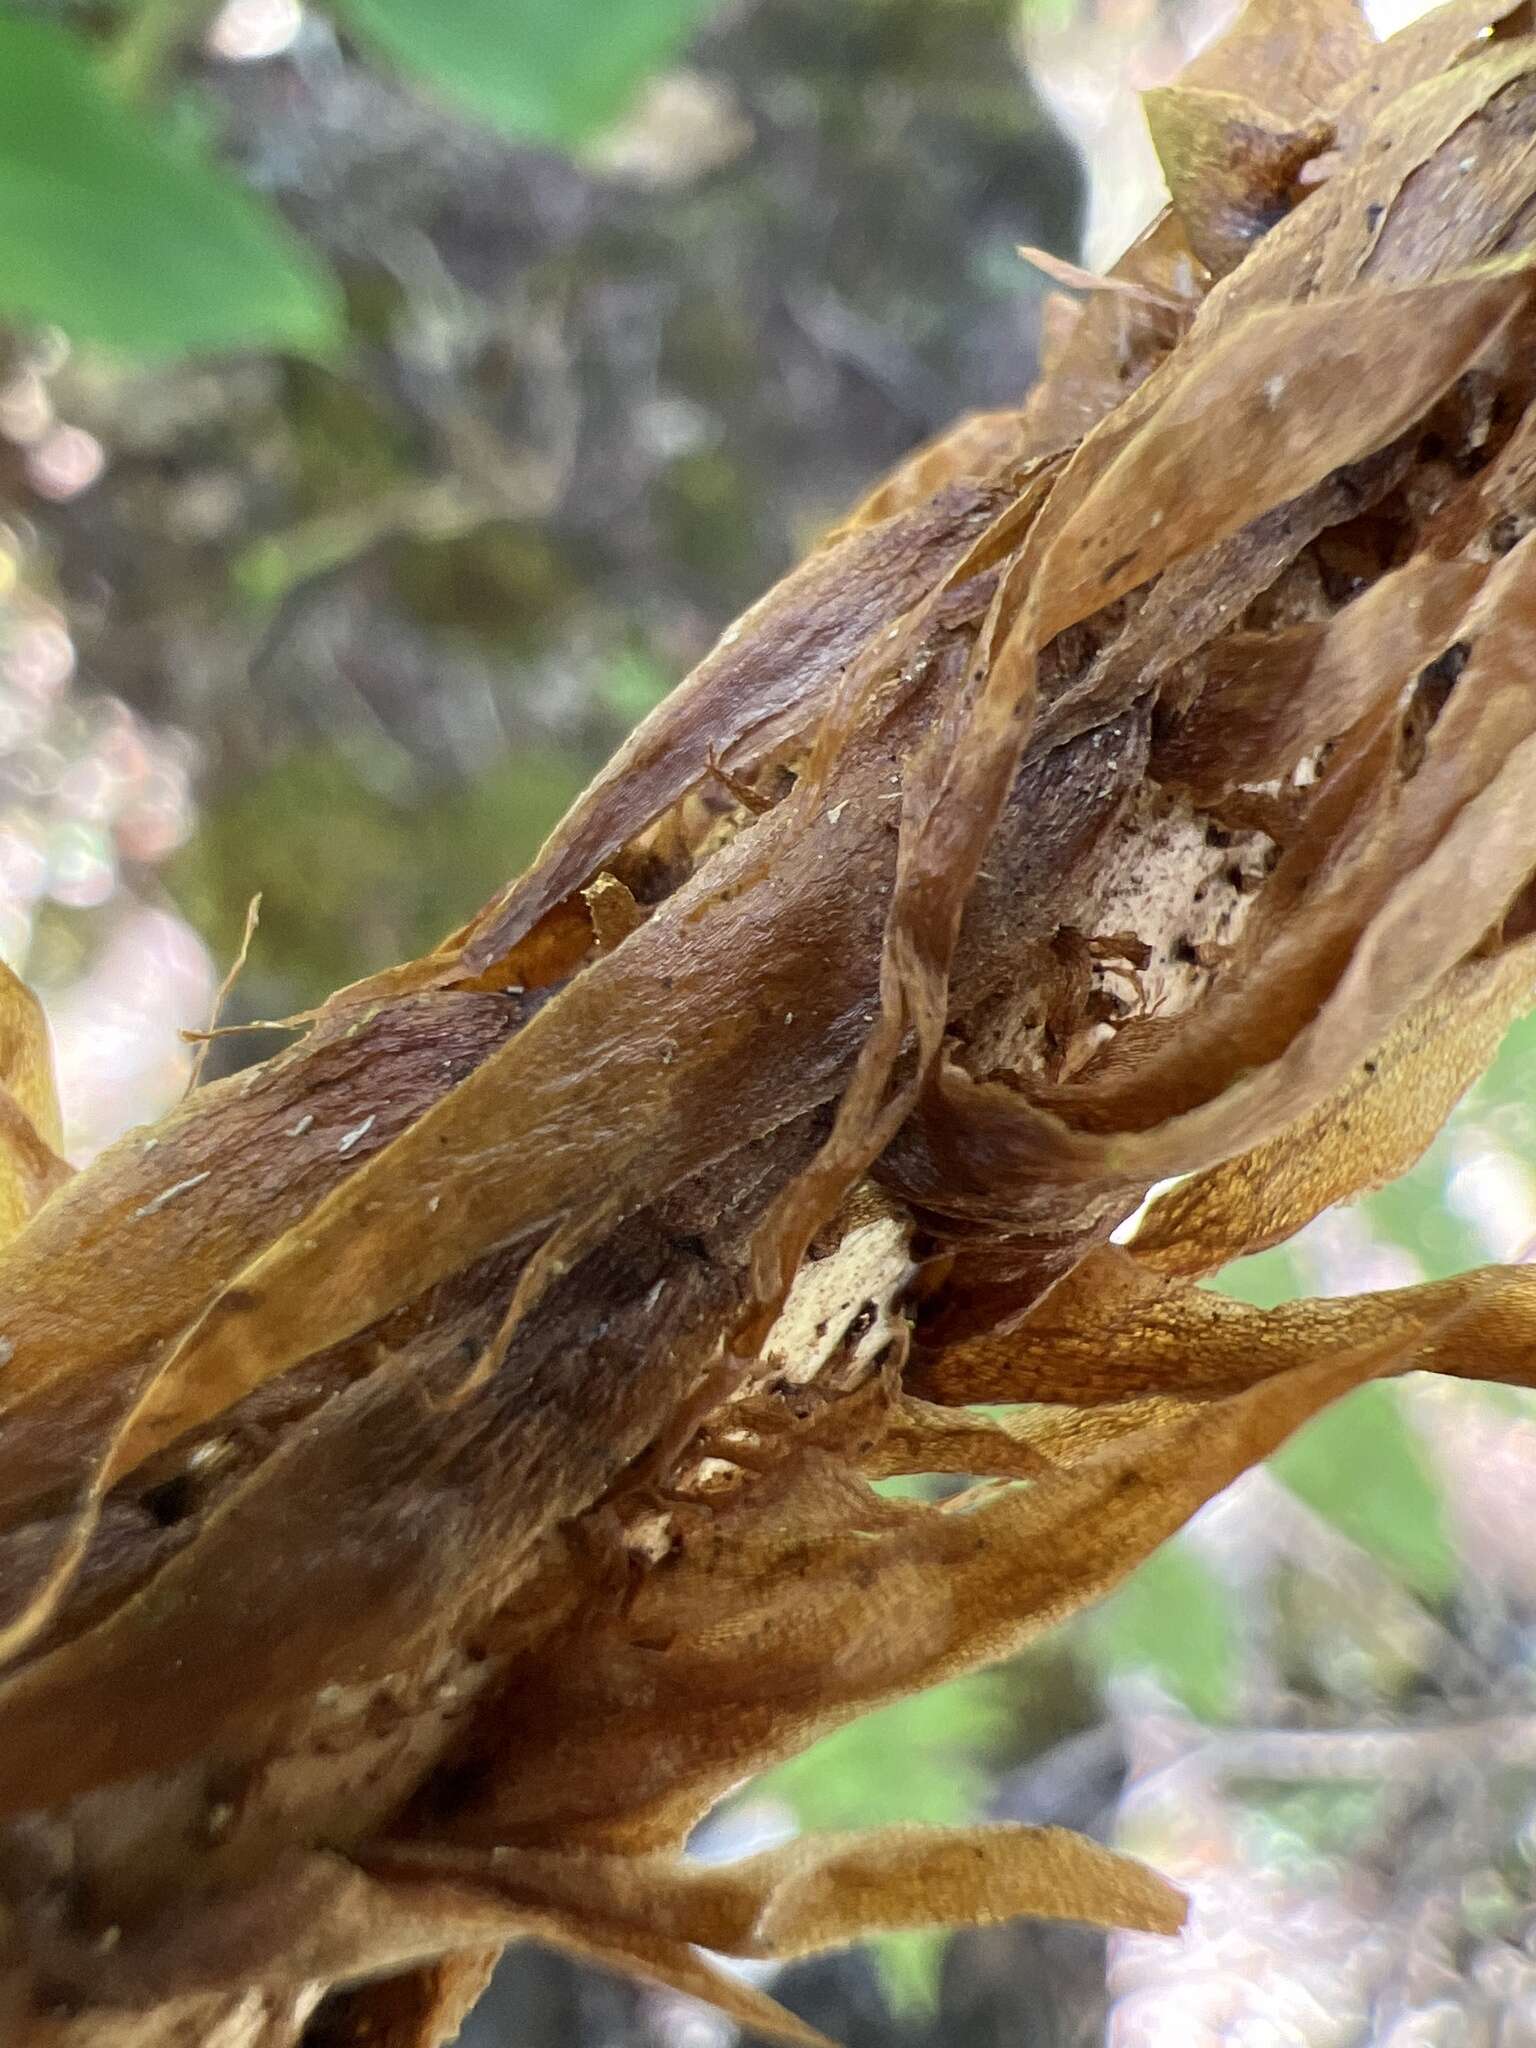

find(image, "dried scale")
[7,1,1536,2040]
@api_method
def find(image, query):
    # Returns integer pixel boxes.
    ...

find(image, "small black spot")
[416,1755,494,1824]
[1415,639,1471,723]
[1364,202,1385,230]
[1364,1060,1379,1077]
[141,1471,197,1528]
[1489,512,1524,555]
[36,1988,85,2022]
[1248,199,1290,241]
[1172,937,1201,965]
[1101,548,1139,585]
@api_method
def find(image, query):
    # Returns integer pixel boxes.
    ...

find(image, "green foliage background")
[0,0,723,358]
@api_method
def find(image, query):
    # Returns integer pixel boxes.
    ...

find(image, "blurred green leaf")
[0,10,341,357]
[756,1675,1010,1834]
[1271,1383,1457,1604]
[1087,1538,1238,1722]
[873,1930,947,2018]
[599,649,673,726]
[1473,1004,1536,1104]
[1360,1151,1480,1279]
[1208,1211,1457,1598]
[335,0,721,145]
[1209,1242,1305,1310]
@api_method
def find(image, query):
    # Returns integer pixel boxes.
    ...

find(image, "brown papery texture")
[12,2,1536,2041]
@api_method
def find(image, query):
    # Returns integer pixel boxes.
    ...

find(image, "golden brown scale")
[10,3,1536,2042]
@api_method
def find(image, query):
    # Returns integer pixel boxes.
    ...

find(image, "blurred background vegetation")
[0,0,1086,1105]
[8,1,1536,2044]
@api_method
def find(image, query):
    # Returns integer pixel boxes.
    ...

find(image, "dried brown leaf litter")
[13,2,1536,2040]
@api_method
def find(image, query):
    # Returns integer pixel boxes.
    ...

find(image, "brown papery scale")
[7,1,1536,2039]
